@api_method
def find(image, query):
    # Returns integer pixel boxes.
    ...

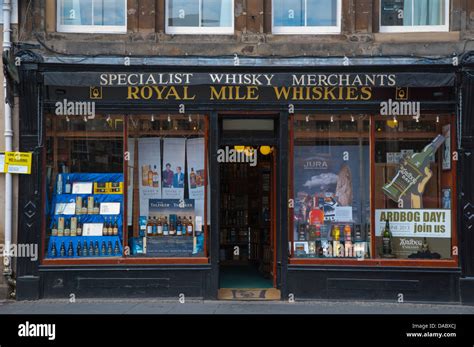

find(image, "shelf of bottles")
[144,215,195,237]
[47,173,124,258]
[294,193,370,258]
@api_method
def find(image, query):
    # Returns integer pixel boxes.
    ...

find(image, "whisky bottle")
[51,243,57,258]
[113,218,118,236]
[64,219,71,237]
[163,217,169,236]
[76,242,82,257]
[152,165,159,188]
[157,217,163,236]
[87,196,94,214]
[176,216,182,236]
[70,217,77,237]
[83,241,89,257]
[93,201,100,214]
[187,216,194,236]
[67,241,74,257]
[114,241,120,255]
[148,165,154,187]
[60,242,66,257]
[76,218,82,236]
[101,242,107,255]
[382,135,445,203]
[107,218,113,236]
[152,216,158,235]
[51,223,58,237]
[76,196,82,215]
[344,224,351,242]
[382,220,392,255]
[103,217,108,236]
[65,175,72,194]
[94,241,100,256]
[146,217,153,236]
[108,241,113,255]
[88,241,94,256]
[81,198,87,214]
[57,174,63,195]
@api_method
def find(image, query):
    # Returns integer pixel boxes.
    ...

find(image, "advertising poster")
[138,138,162,218]
[162,138,186,199]
[375,209,451,259]
[186,138,205,200]
[127,138,135,225]
[293,145,370,232]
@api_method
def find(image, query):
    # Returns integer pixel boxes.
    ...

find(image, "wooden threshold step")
[218,288,281,301]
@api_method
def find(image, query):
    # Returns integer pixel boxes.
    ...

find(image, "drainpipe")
[3,0,15,298]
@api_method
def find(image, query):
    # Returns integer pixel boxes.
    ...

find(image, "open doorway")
[218,146,275,290]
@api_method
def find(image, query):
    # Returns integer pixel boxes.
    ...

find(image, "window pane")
[127,114,208,258]
[374,115,453,259]
[45,114,124,260]
[307,0,337,26]
[201,0,233,27]
[291,115,371,259]
[59,0,93,26]
[94,0,126,26]
[168,0,200,27]
[381,0,446,27]
[273,0,304,27]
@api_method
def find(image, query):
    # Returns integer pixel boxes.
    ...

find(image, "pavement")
[1,298,474,314]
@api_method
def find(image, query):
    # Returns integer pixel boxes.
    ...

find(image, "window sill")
[374,31,460,43]
[41,257,209,266]
[289,258,458,268]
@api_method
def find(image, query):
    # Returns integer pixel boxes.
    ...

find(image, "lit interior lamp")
[188,115,192,123]
[151,114,155,122]
[330,116,334,123]
[259,146,272,155]
[305,115,309,122]
[168,115,171,122]
[83,116,88,122]
[386,116,398,129]
[436,116,440,123]
[351,115,354,122]
[106,114,111,123]
[244,146,254,157]
[65,115,70,122]
[234,145,245,153]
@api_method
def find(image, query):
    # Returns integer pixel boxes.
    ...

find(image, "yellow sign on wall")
[1,152,32,174]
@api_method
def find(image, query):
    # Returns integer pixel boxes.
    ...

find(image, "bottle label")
[147,226,153,235]
[157,226,163,234]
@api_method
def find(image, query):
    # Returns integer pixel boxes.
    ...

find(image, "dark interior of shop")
[219,148,274,289]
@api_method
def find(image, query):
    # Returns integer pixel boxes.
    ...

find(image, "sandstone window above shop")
[272,0,341,35]
[166,0,234,35]
[57,0,127,34]
[379,0,450,33]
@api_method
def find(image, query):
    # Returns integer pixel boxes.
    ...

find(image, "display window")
[289,113,457,266]
[43,113,209,264]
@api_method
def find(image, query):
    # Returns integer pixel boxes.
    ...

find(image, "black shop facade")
[14,55,471,303]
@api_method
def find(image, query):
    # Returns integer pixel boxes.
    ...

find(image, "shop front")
[15,55,463,302]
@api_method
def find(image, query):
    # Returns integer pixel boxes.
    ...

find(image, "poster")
[127,138,135,225]
[442,124,451,170]
[162,138,186,199]
[293,145,370,231]
[138,138,162,218]
[375,209,451,259]
[186,138,205,200]
[149,199,195,220]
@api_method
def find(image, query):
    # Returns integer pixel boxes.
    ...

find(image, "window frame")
[288,113,459,268]
[41,113,210,265]
[165,0,235,35]
[56,0,127,34]
[271,0,342,35]
[379,0,450,33]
